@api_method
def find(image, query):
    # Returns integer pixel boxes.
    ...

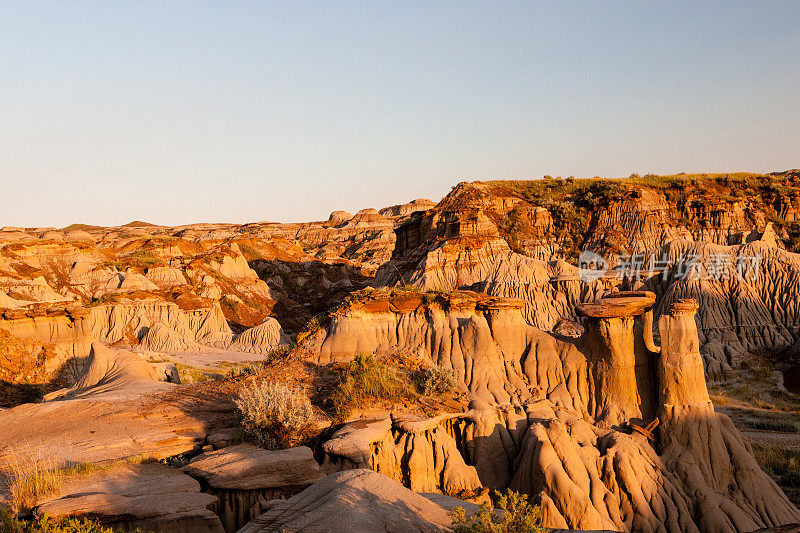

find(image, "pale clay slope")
[0,298,291,384]
[0,343,234,473]
[35,463,224,533]
[379,222,799,380]
[237,469,454,533]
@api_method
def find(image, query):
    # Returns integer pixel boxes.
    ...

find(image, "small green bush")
[235,381,313,449]
[0,510,111,533]
[785,222,800,253]
[267,345,292,362]
[497,208,529,254]
[226,360,265,379]
[449,489,545,533]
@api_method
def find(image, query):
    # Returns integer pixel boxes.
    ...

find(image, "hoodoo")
[577,290,659,425]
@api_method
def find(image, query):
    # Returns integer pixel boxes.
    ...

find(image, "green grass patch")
[749,419,799,433]
[104,249,166,271]
[174,363,223,384]
[329,354,417,421]
[751,442,800,506]
[4,456,109,514]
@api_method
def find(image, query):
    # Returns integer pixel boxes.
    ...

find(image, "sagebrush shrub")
[418,365,458,396]
[267,345,292,362]
[235,381,313,449]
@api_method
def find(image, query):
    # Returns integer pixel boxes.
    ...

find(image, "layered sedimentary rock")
[6,175,796,375]
[0,298,291,396]
[322,415,482,497]
[655,300,800,531]
[139,323,206,353]
[506,298,798,531]
[643,239,800,378]
[0,294,292,397]
[0,305,94,386]
[374,175,800,376]
[3,174,800,531]
[88,300,233,347]
[183,445,323,532]
[0,195,431,347]
[374,183,616,331]
[577,291,659,425]
[229,318,290,354]
[304,290,580,406]
[46,343,175,400]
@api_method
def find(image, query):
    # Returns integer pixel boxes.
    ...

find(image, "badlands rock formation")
[0,199,433,392]
[229,318,291,354]
[376,173,800,376]
[182,445,322,532]
[3,172,800,532]
[308,290,800,531]
[321,414,483,497]
[5,173,800,382]
[643,239,800,378]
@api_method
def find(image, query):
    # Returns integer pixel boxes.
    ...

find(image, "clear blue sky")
[2,1,799,228]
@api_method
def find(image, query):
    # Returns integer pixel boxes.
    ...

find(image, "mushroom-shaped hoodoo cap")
[576,291,656,318]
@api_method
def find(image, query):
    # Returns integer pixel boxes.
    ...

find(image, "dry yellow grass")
[0,448,161,514]
[3,452,107,514]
